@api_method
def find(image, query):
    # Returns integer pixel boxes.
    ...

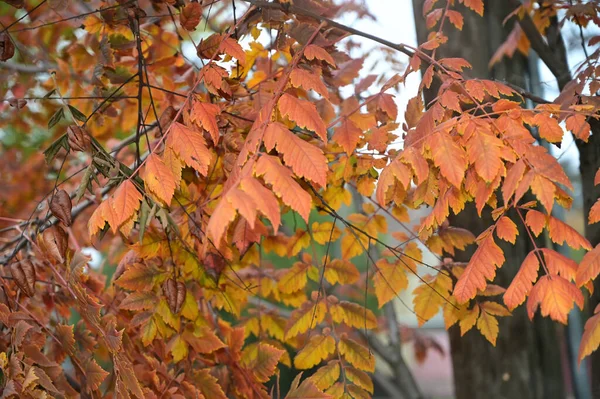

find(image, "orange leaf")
[454,235,504,303]
[540,248,577,282]
[504,250,539,310]
[263,122,328,187]
[85,359,109,391]
[565,114,590,141]
[239,176,282,233]
[589,199,600,224]
[111,180,142,227]
[576,244,600,287]
[278,94,327,141]
[533,113,563,143]
[242,343,284,382]
[166,122,212,176]
[332,120,362,155]
[466,131,504,182]
[255,155,312,222]
[429,130,467,188]
[527,275,583,324]
[502,159,526,204]
[447,9,464,30]
[191,100,220,145]
[548,216,592,250]
[289,68,329,98]
[578,305,600,362]
[304,44,336,66]
[495,216,517,243]
[142,154,176,206]
[530,174,555,213]
[463,0,484,15]
[525,209,546,237]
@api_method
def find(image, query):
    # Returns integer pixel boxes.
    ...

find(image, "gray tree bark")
[411,1,566,398]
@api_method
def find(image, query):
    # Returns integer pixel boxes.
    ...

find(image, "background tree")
[1,0,599,398]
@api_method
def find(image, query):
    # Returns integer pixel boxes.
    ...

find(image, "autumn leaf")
[255,155,312,222]
[495,216,518,243]
[477,310,499,345]
[166,122,212,176]
[428,130,467,188]
[533,113,563,143]
[289,68,329,98]
[504,250,539,310]
[242,343,284,382]
[527,275,584,324]
[338,335,375,372]
[579,304,600,362]
[548,216,592,250]
[413,273,453,326]
[111,180,142,228]
[142,154,176,206]
[454,235,504,303]
[278,94,327,141]
[332,119,362,155]
[263,122,328,187]
[191,99,220,145]
[576,244,600,287]
[294,334,336,369]
[304,44,336,66]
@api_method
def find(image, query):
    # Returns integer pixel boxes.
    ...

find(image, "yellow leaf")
[169,335,188,362]
[338,335,375,372]
[181,292,199,320]
[413,273,453,326]
[309,361,340,391]
[312,222,342,245]
[459,304,480,335]
[294,334,336,369]
[278,262,311,294]
[477,310,499,345]
[345,366,373,394]
[285,302,327,340]
[330,301,377,329]
[141,317,157,346]
[374,258,409,307]
[324,259,360,286]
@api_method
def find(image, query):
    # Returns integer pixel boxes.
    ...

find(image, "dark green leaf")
[68,105,87,123]
[48,108,65,129]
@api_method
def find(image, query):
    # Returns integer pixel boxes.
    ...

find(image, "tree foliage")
[1,0,600,397]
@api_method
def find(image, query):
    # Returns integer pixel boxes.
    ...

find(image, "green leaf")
[68,105,87,122]
[43,134,68,163]
[48,108,65,129]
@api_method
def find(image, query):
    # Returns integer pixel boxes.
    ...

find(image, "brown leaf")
[2,0,25,8]
[10,259,36,297]
[49,189,72,226]
[180,2,202,31]
[67,125,91,152]
[8,98,26,109]
[0,32,15,62]
[39,226,68,263]
[163,278,186,314]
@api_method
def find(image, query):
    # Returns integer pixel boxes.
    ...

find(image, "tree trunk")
[411,1,566,398]
[577,123,600,398]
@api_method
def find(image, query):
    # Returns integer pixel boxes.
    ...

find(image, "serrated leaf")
[278,94,327,141]
[338,336,375,372]
[527,275,584,324]
[294,334,336,369]
[142,154,176,206]
[454,235,504,303]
